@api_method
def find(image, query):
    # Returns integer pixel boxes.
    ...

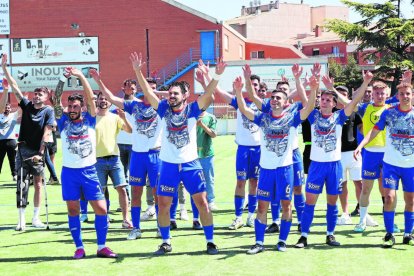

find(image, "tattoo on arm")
[53,80,65,119]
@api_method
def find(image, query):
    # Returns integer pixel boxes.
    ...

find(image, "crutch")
[16,142,29,231]
[42,166,50,230]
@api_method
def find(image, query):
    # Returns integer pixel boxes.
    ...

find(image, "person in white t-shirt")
[0,82,18,180]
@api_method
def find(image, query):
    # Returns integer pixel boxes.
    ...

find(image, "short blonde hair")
[372,81,390,94]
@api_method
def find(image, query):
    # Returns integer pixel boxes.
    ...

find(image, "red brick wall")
[245,42,302,59]
[302,41,347,64]
[6,0,221,108]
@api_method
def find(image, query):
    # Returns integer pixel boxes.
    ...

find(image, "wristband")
[212,72,221,81]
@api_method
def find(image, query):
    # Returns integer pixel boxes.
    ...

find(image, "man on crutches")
[1,54,55,231]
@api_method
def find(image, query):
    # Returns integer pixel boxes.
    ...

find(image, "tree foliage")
[326,0,414,94]
[329,56,363,90]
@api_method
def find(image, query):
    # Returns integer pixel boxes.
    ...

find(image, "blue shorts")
[383,162,414,192]
[293,148,304,187]
[236,145,260,180]
[257,165,293,202]
[61,165,105,201]
[129,150,160,188]
[362,150,384,180]
[306,161,343,195]
[95,156,127,189]
[157,160,206,197]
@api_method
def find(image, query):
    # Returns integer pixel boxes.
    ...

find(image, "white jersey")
[157,99,201,163]
[263,100,302,150]
[253,110,302,169]
[0,111,18,140]
[375,105,414,168]
[230,97,260,146]
[124,100,162,152]
[57,112,96,168]
[308,109,348,162]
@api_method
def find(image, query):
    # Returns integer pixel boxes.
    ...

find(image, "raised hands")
[65,66,83,78]
[362,70,374,83]
[1,53,7,67]
[2,78,9,91]
[233,76,244,94]
[309,75,320,91]
[215,58,227,75]
[130,52,145,71]
[311,63,321,78]
[195,69,206,86]
[89,68,100,81]
[321,75,335,90]
[198,59,210,76]
[401,70,413,85]
[116,108,126,119]
[242,64,252,80]
[292,64,303,79]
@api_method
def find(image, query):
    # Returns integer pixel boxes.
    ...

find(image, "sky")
[174,0,414,22]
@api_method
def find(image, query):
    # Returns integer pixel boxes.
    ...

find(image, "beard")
[69,112,81,121]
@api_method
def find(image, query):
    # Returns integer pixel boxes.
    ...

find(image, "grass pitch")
[0,135,412,275]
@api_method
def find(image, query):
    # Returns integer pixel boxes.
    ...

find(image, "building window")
[239,44,243,59]
[312,48,320,56]
[332,46,340,56]
[251,50,265,59]
[224,35,229,51]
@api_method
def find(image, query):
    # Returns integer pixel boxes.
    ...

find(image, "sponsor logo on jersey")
[237,171,247,177]
[384,177,397,188]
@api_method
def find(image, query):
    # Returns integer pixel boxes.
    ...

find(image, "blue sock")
[234,196,245,217]
[203,224,214,242]
[301,204,316,234]
[383,211,395,234]
[95,214,108,246]
[294,194,305,223]
[131,206,141,229]
[271,201,281,222]
[106,199,110,213]
[248,194,257,214]
[170,194,178,220]
[155,204,159,217]
[159,225,170,241]
[279,219,292,242]
[326,204,338,234]
[191,198,199,220]
[80,200,88,215]
[255,219,266,244]
[68,215,83,248]
[404,211,414,234]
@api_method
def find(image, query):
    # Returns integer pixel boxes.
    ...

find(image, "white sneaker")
[228,218,244,230]
[366,214,379,227]
[32,218,46,228]
[246,215,255,227]
[13,175,17,181]
[337,213,352,225]
[127,228,142,240]
[208,202,219,211]
[179,208,189,221]
[141,206,156,221]
[80,214,88,223]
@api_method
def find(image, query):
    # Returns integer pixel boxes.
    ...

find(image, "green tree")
[326,0,414,95]
[328,56,363,90]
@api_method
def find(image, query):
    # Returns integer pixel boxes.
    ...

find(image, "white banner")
[0,1,10,35]
[11,64,100,92]
[194,62,328,94]
[11,37,99,64]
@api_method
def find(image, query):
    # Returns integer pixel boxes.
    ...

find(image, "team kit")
[2,51,414,259]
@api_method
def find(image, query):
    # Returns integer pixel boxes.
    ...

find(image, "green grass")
[0,135,412,275]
